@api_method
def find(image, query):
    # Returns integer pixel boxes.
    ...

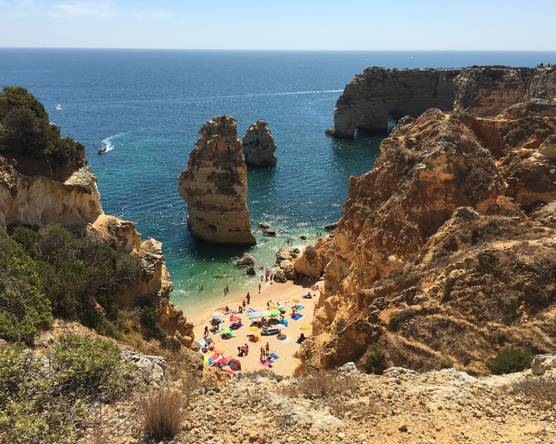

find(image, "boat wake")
[101,131,130,152]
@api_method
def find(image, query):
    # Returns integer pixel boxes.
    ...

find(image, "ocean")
[1,49,554,313]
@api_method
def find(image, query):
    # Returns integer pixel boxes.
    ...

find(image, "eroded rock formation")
[0,156,103,227]
[306,99,556,375]
[241,120,277,167]
[178,115,256,246]
[326,66,556,138]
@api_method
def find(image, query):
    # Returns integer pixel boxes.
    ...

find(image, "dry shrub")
[506,378,556,410]
[296,369,353,399]
[140,389,184,440]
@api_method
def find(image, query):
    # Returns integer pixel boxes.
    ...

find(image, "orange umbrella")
[216,349,225,354]
[292,296,300,303]
[268,305,277,310]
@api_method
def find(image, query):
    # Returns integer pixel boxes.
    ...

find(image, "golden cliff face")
[306,100,556,375]
[326,66,556,138]
[0,153,195,347]
[0,156,103,227]
[178,115,256,246]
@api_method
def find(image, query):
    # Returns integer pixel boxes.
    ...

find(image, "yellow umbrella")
[299,324,311,330]
[249,326,259,331]
[292,296,300,303]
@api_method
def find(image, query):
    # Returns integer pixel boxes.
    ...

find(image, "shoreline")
[189,278,319,377]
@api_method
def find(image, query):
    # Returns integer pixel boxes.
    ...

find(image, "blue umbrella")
[250,311,263,318]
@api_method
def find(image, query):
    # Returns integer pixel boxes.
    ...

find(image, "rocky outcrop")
[326,68,460,137]
[294,239,329,279]
[327,67,556,138]
[241,120,277,167]
[178,115,256,246]
[0,155,103,227]
[92,215,195,347]
[308,100,556,374]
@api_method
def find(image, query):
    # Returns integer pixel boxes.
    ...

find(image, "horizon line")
[1,47,556,53]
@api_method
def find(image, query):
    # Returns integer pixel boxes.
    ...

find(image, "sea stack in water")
[241,120,277,167]
[178,115,256,246]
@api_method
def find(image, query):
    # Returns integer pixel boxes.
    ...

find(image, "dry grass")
[140,389,185,441]
[505,378,556,410]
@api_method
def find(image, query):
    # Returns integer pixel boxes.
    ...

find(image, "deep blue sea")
[1,49,554,313]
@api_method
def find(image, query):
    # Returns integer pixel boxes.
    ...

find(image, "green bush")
[364,344,387,375]
[0,229,53,344]
[440,356,454,369]
[0,336,134,443]
[0,86,85,167]
[489,347,533,375]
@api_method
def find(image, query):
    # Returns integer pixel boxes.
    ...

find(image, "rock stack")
[178,115,256,246]
[241,120,277,167]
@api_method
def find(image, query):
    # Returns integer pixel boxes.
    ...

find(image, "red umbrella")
[230,315,240,322]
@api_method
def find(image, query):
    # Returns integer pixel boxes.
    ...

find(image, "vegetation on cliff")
[0,335,135,444]
[0,87,86,176]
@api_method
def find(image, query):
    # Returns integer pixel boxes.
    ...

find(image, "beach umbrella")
[268,305,277,310]
[275,324,287,330]
[228,358,242,371]
[212,312,222,318]
[215,349,225,354]
[249,326,259,331]
[292,296,300,303]
[269,309,281,316]
[262,310,272,317]
[277,305,285,309]
[250,311,263,318]
[229,315,240,322]
[299,323,311,330]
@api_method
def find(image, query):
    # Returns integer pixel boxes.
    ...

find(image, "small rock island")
[178,115,256,246]
[241,120,277,167]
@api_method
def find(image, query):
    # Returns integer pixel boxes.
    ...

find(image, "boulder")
[531,354,556,375]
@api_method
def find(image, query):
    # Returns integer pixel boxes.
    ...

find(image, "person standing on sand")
[258,283,261,294]
[265,341,270,356]
[246,293,251,304]
[242,299,246,309]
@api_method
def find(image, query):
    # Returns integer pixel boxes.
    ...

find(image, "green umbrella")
[269,309,281,316]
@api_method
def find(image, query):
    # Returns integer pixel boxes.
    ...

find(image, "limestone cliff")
[307,100,556,375]
[178,115,256,246]
[326,66,556,138]
[0,155,194,347]
[0,156,103,227]
[241,120,278,167]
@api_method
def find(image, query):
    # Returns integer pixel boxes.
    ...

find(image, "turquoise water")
[1,49,554,313]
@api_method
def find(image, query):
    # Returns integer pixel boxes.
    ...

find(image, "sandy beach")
[190,279,319,377]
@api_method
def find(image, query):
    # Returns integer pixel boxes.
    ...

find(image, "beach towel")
[247,308,255,313]
[205,338,215,344]
[196,340,206,347]
[277,335,292,344]
[270,353,280,360]
[297,305,304,311]
[223,368,234,375]
[259,361,269,368]
[291,313,304,321]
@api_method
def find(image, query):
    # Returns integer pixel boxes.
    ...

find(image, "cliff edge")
[326,66,556,138]
[307,99,556,375]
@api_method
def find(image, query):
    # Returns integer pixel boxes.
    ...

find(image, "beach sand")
[189,279,318,377]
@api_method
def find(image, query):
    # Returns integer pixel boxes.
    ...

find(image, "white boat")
[55,104,62,110]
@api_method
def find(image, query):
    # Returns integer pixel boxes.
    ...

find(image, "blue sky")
[0,0,555,50]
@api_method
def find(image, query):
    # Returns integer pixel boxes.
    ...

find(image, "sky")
[0,0,555,51]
